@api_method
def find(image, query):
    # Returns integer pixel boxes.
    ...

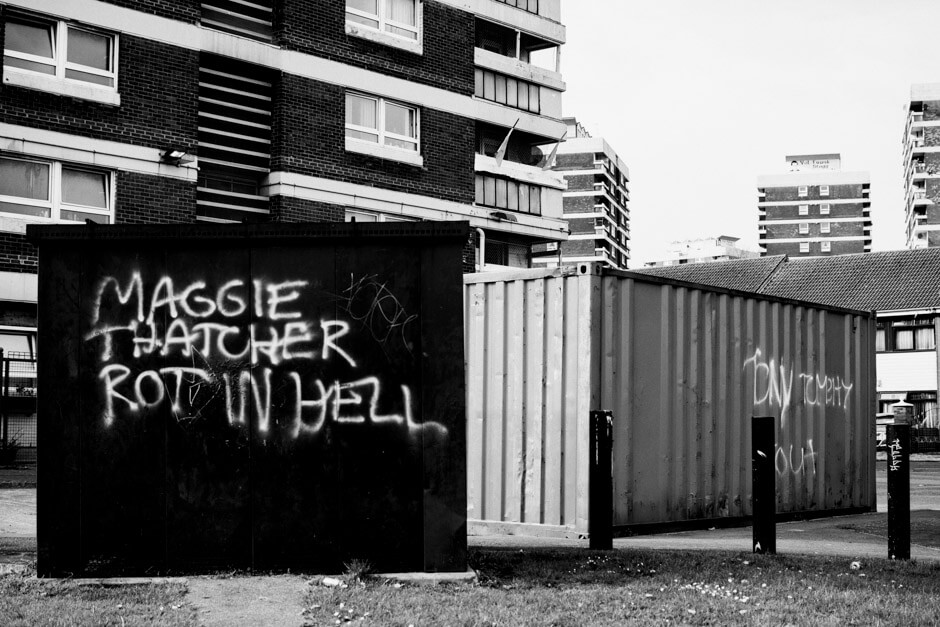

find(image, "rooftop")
[631,248,940,312]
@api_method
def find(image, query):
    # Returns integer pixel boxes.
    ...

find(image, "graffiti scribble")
[341,274,418,355]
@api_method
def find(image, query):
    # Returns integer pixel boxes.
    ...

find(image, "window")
[799,242,809,253]
[474,68,541,114]
[345,92,421,165]
[819,185,830,197]
[820,203,830,215]
[891,319,936,351]
[3,13,118,103]
[0,156,111,223]
[798,185,808,197]
[820,221,831,234]
[475,174,542,215]
[821,241,831,252]
[346,0,421,51]
[493,0,540,14]
[345,209,413,222]
[798,204,809,216]
[798,222,809,234]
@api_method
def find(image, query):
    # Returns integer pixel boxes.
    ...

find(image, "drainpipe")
[475,228,486,272]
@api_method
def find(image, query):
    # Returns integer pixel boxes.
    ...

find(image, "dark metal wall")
[31,222,468,577]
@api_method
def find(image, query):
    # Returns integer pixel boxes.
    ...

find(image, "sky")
[560,0,940,266]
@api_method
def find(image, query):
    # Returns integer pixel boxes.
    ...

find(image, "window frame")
[798,185,808,197]
[798,222,809,235]
[820,240,831,252]
[345,209,414,223]
[0,155,113,224]
[344,91,423,167]
[819,184,830,197]
[799,242,810,253]
[798,204,809,216]
[880,317,937,352]
[3,12,120,105]
[345,0,423,54]
[820,202,830,215]
[820,221,831,234]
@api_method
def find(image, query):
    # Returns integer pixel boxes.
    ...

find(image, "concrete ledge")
[376,569,477,585]
[469,519,585,540]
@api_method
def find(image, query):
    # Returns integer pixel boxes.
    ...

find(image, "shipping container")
[465,265,876,538]
[30,222,468,577]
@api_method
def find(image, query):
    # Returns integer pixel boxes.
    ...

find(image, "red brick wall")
[274,0,473,95]
[762,202,868,221]
[269,197,345,223]
[0,31,199,153]
[271,74,475,204]
[765,239,866,256]
[98,0,200,22]
[0,232,36,274]
[762,183,867,203]
[116,172,196,224]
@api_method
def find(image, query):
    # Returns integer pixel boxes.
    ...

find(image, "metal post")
[589,410,613,550]
[888,401,912,560]
[752,416,776,554]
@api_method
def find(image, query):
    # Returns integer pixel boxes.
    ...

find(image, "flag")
[541,131,567,170]
[494,118,519,167]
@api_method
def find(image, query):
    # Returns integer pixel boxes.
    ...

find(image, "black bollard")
[752,416,776,554]
[589,410,613,550]
[887,421,911,560]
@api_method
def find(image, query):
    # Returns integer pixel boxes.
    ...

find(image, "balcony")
[913,190,931,204]
[474,18,564,91]
[474,154,565,219]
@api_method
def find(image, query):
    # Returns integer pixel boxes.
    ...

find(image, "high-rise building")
[903,83,940,249]
[643,235,758,267]
[531,117,630,269]
[757,154,871,257]
[0,0,569,349]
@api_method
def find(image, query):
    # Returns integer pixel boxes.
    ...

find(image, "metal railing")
[0,349,37,464]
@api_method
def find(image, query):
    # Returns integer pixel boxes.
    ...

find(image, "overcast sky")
[560,0,940,266]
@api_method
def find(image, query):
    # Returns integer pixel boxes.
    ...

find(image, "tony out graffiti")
[84,272,447,441]
[775,439,817,477]
[743,348,854,423]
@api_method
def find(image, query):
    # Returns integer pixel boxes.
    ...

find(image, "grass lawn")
[0,567,195,627]
[3,547,939,626]
[304,548,940,626]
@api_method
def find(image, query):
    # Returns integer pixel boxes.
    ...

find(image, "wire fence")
[1,350,38,464]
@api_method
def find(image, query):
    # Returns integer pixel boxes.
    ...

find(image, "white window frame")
[798,204,809,216]
[0,155,113,224]
[819,185,830,197]
[345,209,414,222]
[798,222,809,234]
[820,202,830,215]
[799,242,810,253]
[3,12,120,106]
[798,185,808,197]
[820,221,831,234]
[345,92,423,167]
[345,0,423,55]
[821,241,831,252]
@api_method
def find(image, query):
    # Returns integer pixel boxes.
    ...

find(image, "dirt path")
[187,574,308,626]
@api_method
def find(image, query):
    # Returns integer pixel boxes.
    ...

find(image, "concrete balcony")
[475,153,566,220]
[474,48,566,93]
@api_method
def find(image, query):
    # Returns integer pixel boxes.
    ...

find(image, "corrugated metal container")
[465,265,876,537]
